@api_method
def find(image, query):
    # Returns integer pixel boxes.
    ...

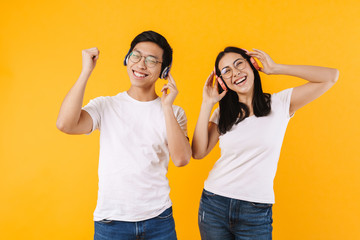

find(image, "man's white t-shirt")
[83,91,188,221]
[205,88,293,204]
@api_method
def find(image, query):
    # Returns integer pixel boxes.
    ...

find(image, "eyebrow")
[221,58,245,71]
[133,48,160,59]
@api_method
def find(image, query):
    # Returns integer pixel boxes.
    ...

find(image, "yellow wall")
[1,0,359,239]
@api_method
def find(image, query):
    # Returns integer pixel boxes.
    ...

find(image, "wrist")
[162,104,173,111]
[80,69,92,78]
[202,100,216,109]
[270,64,285,75]
[202,98,216,106]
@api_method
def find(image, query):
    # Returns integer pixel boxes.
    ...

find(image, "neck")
[127,86,158,102]
[237,92,254,115]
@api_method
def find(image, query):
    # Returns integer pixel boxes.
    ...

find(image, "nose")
[138,56,147,69]
[233,68,242,78]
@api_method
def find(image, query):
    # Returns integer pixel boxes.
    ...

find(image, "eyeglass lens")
[129,51,158,68]
[220,59,246,79]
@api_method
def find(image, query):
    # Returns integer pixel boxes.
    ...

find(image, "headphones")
[240,48,261,71]
[124,49,172,79]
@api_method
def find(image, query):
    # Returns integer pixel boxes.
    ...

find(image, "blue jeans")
[198,189,273,240]
[94,207,177,240]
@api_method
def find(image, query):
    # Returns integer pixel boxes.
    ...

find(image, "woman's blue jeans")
[94,207,177,240]
[198,189,273,240]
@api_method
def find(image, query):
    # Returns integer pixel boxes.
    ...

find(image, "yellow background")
[1,0,359,239]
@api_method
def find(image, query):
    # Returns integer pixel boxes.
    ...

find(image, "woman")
[192,47,339,239]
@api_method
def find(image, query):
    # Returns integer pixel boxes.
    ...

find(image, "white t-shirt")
[204,88,293,204]
[82,91,188,221]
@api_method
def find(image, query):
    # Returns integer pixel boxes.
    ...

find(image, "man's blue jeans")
[198,189,273,240]
[94,207,177,240]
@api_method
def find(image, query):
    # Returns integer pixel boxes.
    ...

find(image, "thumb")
[219,89,227,100]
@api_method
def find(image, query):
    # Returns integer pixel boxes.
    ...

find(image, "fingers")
[205,70,215,87]
[248,49,276,74]
[83,47,100,60]
[252,48,267,55]
[166,72,177,87]
[81,47,99,73]
[247,49,267,69]
[161,84,168,95]
[247,51,263,60]
[219,89,227,99]
[161,82,178,94]
[165,73,178,93]
[214,76,219,91]
[249,49,270,61]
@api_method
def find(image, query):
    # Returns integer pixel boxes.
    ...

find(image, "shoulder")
[171,105,187,121]
[172,105,186,114]
[271,88,293,104]
[94,92,126,103]
[271,88,294,118]
[209,107,220,124]
[84,92,125,110]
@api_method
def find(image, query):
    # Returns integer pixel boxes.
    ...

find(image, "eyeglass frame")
[128,50,163,68]
[219,58,248,80]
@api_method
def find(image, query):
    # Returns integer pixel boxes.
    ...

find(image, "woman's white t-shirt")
[205,88,293,204]
[83,91,188,221]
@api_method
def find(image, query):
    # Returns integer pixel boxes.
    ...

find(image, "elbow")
[56,119,72,134]
[330,68,340,84]
[192,151,205,160]
[56,119,66,132]
[173,156,190,167]
[191,145,206,159]
[173,150,191,167]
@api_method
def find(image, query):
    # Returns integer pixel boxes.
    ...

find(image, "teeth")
[235,77,246,84]
[134,71,146,77]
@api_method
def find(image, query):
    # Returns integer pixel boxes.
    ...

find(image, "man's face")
[127,41,164,88]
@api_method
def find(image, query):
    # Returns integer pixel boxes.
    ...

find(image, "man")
[56,31,191,239]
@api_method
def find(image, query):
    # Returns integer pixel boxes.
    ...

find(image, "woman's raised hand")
[247,49,278,75]
[203,70,227,105]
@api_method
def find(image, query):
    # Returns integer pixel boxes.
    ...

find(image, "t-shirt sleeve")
[173,106,188,137]
[209,107,220,125]
[82,97,104,134]
[273,88,294,119]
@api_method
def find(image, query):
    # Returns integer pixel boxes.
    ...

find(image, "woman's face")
[218,52,255,96]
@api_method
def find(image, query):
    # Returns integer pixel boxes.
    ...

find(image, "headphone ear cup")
[124,55,129,66]
[160,66,170,79]
[250,57,261,71]
[240,48,260,70]
[124,49,132,66]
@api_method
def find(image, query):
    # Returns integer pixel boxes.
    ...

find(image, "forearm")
[192,101,214,159]
[163,106,191,167]
[271,64,339,83]
[56,72,91,131]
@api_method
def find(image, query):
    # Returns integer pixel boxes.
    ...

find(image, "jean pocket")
[156,207,173,219]
[250,202,273,209]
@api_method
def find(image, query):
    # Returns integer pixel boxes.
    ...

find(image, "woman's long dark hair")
[215,47,271,134]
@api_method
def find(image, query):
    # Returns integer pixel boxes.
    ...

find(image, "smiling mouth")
[234,76,247,85]
[133,70,148,78]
